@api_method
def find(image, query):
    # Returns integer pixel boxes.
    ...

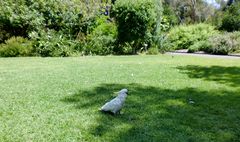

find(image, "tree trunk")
[190,0,197,22]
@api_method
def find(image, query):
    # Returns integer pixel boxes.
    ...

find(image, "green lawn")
[0,55,240,142]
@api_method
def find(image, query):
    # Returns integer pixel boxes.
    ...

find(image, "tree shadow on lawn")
[62,84,240,142]
[177,65,240,87]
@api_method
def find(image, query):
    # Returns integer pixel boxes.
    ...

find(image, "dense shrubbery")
[0,0,102,57]
[186,32,240,55]
[0,0,239,57]
[0,37,33,57]
[0,0,165,56]
[83,16,117,55]
[188,41,211,53]
[0,0,94,40]
[164,23,218,50]
[30,30,77,57]
[164,23,240,55]
[207,32,240,55]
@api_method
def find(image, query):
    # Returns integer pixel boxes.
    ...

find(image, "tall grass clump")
[0,37,33,57]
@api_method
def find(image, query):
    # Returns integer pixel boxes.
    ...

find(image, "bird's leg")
[116,109,122,115]
[112,110,120,115]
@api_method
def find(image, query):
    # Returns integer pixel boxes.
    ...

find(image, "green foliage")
[0,0,93,57]
[147,47,159,55]
[3,0,239,56]
[83,16,117,55]
[0,0,86,39]
[113,0,155,43]
[162,4,179,26]
[112,0,159,53]
[210,10,224,29]
[0,1,41,40]
[0,0,123,56]
[207,32,240,55]
[187,32,240,55]
[0,26,11,43]
[0,37,33,57]
[114,42,134,55]
[220,2,240,32]
[188,41,211,53]
[165,23,218,50]
[30,30,76,57]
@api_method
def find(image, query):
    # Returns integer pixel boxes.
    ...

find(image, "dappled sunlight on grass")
[177,65,240,87]
[63,83,240,142]
[0,56,239,141]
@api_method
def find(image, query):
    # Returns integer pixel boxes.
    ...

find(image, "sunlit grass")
[0,55,239,141]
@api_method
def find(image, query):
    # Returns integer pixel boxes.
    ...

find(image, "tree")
[163,0,216,23]
[220,2,240,31]
[113,0,161,54]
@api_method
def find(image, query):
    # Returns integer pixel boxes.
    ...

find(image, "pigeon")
[100,89,128,114]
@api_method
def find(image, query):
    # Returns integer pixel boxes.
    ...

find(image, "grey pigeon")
[100,89,128,114]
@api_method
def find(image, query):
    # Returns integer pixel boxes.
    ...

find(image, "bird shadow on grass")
[177,65,240,87]
[62,83,240,142]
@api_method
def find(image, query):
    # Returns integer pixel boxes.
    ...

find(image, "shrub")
[0,0,118,56]
[0,0,103,47]
[83,16,117,55]
[0,37,33,57]
[164,23,218,50]
[114,42,134,55]
[188,41,211,53]
[220,2,240,32]
[112,0,159,53]
[27,0,85,37]
[207,32,240,55]
[0,0,95,38]
[147,47,159,55]
[0,1,45,40]
[0,0,90,57]
[30,30,76,57]
[188,32,240,55]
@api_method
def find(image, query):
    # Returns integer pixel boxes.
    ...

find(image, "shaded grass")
[0,55,239,141]
[63,84,240,142]
[177,65,240,87]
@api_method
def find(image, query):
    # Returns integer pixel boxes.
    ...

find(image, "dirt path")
[167,50,240,59]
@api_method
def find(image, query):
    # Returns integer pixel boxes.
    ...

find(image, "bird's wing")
[101,98,121,111]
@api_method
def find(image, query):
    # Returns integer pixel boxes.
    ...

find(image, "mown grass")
[0,55,239,142]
